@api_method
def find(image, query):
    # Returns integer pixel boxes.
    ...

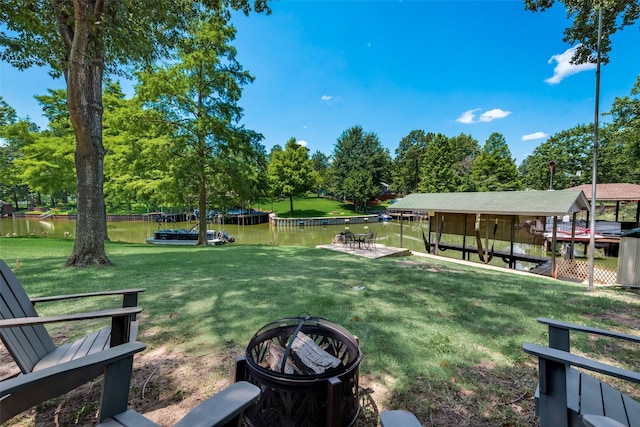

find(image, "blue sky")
[1,1,639,164]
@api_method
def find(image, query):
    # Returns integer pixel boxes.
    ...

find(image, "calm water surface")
[0,217,428,252]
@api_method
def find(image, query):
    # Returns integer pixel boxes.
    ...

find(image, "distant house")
[379,182,390,195]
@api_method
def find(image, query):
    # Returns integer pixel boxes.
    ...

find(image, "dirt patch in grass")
[586,308,640,330]
[395,259,467,274]
[395,362,539,427]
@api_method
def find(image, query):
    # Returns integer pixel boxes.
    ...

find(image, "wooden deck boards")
[316,243,411,259]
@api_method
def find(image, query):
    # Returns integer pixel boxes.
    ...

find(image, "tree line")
[2,73,638,219]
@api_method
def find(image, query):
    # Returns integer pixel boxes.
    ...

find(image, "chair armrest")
[0,341,146,397]
[380,410,422,427]
[0,307,142,328]
[582,415,628,427]
[31,289,146,306]
[523,343,640,384]
[537,318,640,344]
[173,381,261,427]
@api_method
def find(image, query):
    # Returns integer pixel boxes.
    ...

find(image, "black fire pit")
[235,316,362,427]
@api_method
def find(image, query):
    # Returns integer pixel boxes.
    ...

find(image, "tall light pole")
[588,1,603,292]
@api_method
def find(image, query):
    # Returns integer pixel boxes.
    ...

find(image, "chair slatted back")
[0,259,55,373]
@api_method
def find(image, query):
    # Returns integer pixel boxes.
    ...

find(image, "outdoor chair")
[342,230,355,249]
[523,317,640,427]
[0,257,145,423]
[365,232,377,250]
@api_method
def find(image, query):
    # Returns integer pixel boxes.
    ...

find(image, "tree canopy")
[267,138,315,215]
[524,0,639,64]
[391,130,432,196]
[419,133,480,193]
[470,132,521,191]
[331,125,390,212]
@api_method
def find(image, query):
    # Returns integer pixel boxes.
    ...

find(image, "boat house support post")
[509,216,515,269]
[435,214,440,255]
[462,213,468,260]
[400,212,404,248]
[428,212,433,251]
[570,213,577,261]
[551,216,558,278]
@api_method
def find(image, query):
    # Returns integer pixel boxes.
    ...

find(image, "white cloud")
[478,108,511,122]
[522,132,549,141]
[321,95,332,102]
[455,109,480,124]
[296,140,308,147]
[456,108,510,124]
[545,45,596,84]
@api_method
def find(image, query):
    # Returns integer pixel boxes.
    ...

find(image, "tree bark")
[62,0,111,267]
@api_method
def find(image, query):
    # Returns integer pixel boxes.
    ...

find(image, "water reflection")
[0,217,428,252]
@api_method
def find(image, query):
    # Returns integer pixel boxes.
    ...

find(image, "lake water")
[0,216,429,252]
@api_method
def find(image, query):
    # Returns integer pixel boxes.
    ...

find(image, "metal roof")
[565,183,640,201]
[388,190,590,216]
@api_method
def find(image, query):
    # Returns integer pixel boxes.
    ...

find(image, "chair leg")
[98,355,135,422]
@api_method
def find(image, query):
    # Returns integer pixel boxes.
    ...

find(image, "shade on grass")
[1,238,639,426]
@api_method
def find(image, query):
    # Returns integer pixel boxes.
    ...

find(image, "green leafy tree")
[597,125,636,184]
[101,82,175,213]
[207,132,267,212]
[0,99,31,209]
[0,0,270,266]
[525,1,639,64]
[14,132,76,204]
[470,132,521,191]
[606,75,640,182]
[136,13,263,245]
[518,124,594,190]
[343,169,374,209]
[391,130,432,195]
[418,133,480,193]
[311,150,331,197]
[331,125,391,212]
[267,138,316,215]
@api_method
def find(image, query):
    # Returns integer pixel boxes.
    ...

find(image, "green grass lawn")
[259,195,362,218]
[2,238,639,426]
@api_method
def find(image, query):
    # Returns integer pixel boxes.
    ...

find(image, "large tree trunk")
[62,0,111,267]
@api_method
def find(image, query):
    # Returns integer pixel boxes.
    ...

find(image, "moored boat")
[146,228,234,245]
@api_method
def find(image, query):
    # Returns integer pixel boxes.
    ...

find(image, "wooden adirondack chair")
[0,257,146,423]
[523,318,640,427]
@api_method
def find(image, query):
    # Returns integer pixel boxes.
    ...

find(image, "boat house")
[387,190,591,277]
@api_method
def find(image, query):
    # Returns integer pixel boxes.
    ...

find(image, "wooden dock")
[316,243,410,259]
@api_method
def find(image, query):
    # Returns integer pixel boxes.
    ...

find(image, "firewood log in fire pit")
[261,332,342,375]
[291,332,341,374]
